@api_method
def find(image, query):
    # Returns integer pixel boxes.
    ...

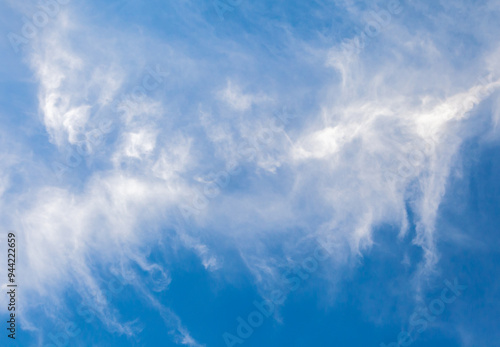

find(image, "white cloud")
[2,0,500,345]
[218,80,270,111]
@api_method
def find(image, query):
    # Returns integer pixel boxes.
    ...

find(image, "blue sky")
[1,0,500,346]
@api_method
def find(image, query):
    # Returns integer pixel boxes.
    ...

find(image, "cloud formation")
[1,0,500,345]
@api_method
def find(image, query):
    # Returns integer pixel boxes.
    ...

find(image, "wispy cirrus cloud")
[0,0,500,346]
